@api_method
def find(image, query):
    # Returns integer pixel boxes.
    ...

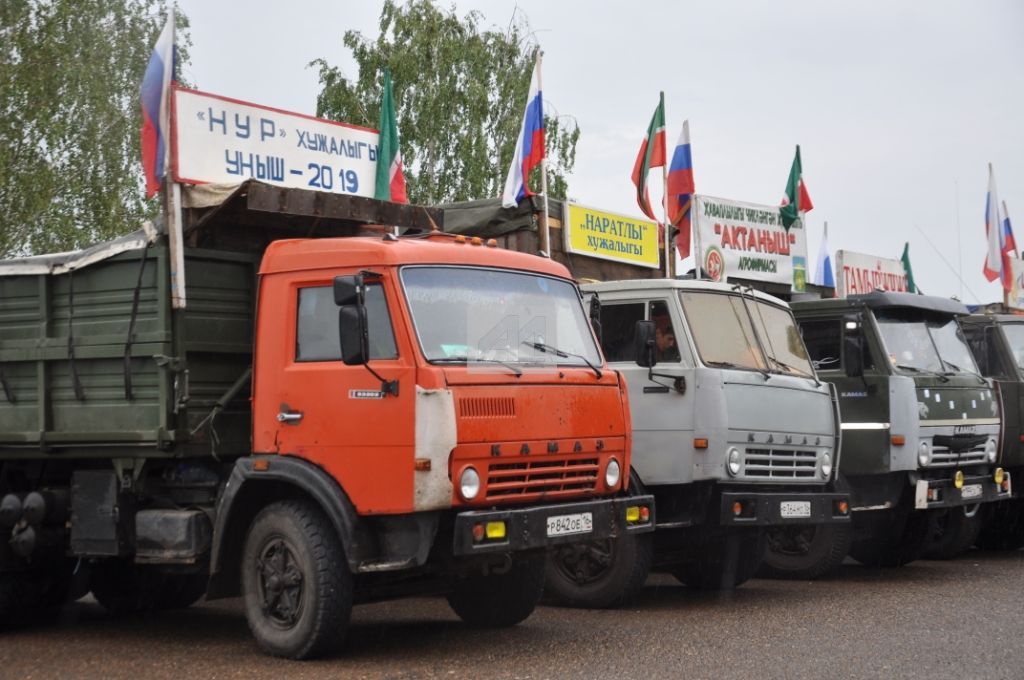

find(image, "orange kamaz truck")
[0,184,652,658]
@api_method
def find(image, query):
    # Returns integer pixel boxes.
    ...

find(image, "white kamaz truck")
[543,279,851,606]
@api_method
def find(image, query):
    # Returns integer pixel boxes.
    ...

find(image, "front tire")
[672,529,766,590]
[849,508,931,567]
[758,522,852,580]
[924,505,983,560]
[241,500,352,660]
[544,532,653,608]
[448,551,545,627]
[975,500,1024,551]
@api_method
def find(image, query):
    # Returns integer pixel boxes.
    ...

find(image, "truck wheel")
[672,529,766,590]
[1,565,74,628]
[758,523,852,580]
[975,501,1024,551]
[0,573,37,628]
[849,509,931,567]
[544,533,653,608]
[924,505,983,560]
[448,551,545,627]
[241,500,353,660]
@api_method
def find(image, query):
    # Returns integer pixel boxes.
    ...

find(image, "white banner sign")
[835,250,909,297]
[1009,259,1024,310]
[172,86,380,197]
[694,194,808,290]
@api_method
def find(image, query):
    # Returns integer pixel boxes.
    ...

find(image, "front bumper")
[452,495,655,555]
[718,490,852,526]
[913,471,1012,510]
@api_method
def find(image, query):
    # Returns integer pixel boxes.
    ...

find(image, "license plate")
[961,484,982,500]
[780,501,812,518]
[546,512,593,537]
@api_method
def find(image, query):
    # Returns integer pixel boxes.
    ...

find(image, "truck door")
[260,276,417,514]
[599,299,696,485]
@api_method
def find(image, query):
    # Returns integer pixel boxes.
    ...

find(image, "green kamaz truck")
[765,292,1011,572]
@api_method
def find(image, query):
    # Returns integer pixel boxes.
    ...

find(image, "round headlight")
[821,452,833,479]
[605,457,621,488]
[918,441,932,467]
[985,439,997,463]
[727,448,742,476]
[459,467,480,500]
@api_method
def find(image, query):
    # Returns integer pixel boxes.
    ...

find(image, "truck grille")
[928,443,988,467]
[744,448,817,479]
[486,457,599,500]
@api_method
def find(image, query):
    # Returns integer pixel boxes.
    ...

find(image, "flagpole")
[163,8,186,310]
[536,50,551,259]
[659,92,671,279]
[691,121,701,280]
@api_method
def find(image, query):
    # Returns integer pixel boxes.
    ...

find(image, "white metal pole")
[537,51,551,258]
[659,92,670,279]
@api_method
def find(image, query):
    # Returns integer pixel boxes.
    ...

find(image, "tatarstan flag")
[374,68,408,203]
[780,145,813,230]
[631,95,666,223]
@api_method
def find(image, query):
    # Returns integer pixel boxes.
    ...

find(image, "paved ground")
[1,550,1022,680]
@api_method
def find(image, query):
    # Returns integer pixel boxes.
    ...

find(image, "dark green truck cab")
[790,292,1010,565]
[961,313,1024,549]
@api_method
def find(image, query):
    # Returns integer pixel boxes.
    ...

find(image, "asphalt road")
[1,550,1022,680]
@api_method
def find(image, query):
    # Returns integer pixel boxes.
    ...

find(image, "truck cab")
[961,313,1024,549]
[793,292,1009,565]
[543,279,849,606]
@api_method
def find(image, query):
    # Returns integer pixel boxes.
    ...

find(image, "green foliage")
[312,0,579,206]
[0,0,189,257]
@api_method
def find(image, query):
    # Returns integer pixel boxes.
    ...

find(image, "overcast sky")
[176,0,1023,303]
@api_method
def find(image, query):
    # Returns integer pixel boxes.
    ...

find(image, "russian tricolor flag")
[501,56,545,208]
[667,121,695,258]
[983,164,1018,292]
[140,13,175,199]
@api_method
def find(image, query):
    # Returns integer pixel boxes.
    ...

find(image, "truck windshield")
[876,312,978,374]
[678,291,813,376]
[1000,324,1024,371]
[401,266,602,368]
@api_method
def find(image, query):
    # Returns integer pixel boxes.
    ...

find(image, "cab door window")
[598,303,645,362]
[648,300,680,362]
[296,284,398,361]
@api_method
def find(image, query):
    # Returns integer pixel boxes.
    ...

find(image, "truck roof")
[963,313,1024,326]
[259,233,574,280]
[581,278,790,308]
[793,291,969,316]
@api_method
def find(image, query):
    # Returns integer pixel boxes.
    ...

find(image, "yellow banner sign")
[562,203,660,269]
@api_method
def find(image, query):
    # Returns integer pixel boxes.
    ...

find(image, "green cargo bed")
[0,230,257,460]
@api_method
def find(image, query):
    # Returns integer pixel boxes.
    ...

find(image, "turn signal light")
[694,438,709,449]
[1002,479,1011,492]
[836,500,850,515]
[486,238,498,247]
[891,435,906,446]
[626,506,641,522]
[414,458,431,471]
[253,458,270,472]
[472,523,485,542]
[640,506,650,522]
[994,468,1005,485]
[485,521,506,540]
[954,470,965,490]
[732,501,744,516]
[470,236,483,246]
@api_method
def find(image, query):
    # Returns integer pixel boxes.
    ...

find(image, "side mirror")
[842,314,864,378]
[334,274,364,306]
[338,305,369,365]
[635,320,657,368]
[335,275,368,366]
[588,295,603,345]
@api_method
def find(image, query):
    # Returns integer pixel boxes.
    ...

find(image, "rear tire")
[544,532,653,608]
[241,500,352,660]
[0,565,73,629]
[850,509,931,567]
[155,572,209,610]
[975,500,1024,551]
[448,551,545,627]
[924,505,983,560]
[92,563,208,613]
[672,529,766,590]
[758,522,852,580]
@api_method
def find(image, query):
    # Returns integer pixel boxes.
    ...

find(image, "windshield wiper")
[767,356,819,383]
[894,363,949,382]
[522,341,602,378]
[939,360,986,384]
[704,360,740,369]
[433,356,522,377]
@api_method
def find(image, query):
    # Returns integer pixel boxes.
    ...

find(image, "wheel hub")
[256,538,304,628]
